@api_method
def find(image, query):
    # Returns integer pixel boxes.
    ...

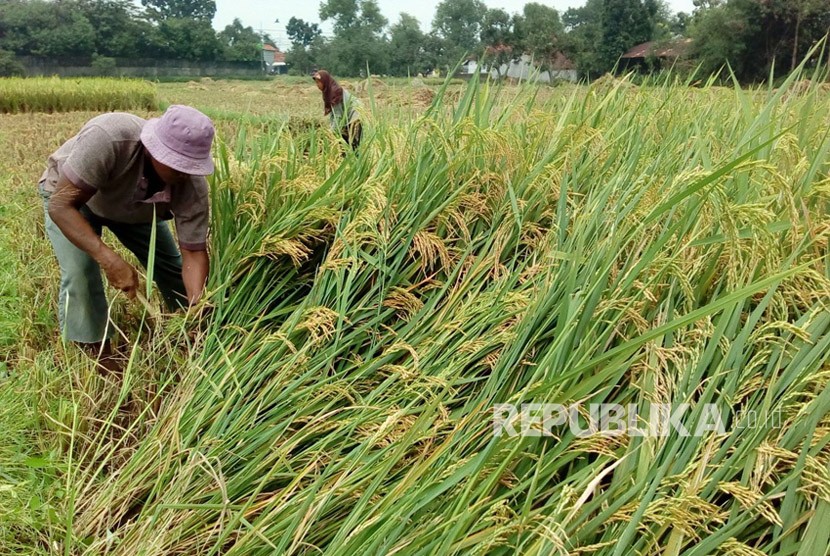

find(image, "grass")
[1,71,829,554]
[0,201,21,352]
[0,369,51,555]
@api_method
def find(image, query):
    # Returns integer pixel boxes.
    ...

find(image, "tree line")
[0,0,266,69]
[295,0,829,82]
[1,0,828,82]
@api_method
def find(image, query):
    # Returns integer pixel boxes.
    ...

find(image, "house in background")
[458,58,489,77]
[262,43,287,74]
[621,38,694,71]
[488,48,577,83]
[458,49,578,83]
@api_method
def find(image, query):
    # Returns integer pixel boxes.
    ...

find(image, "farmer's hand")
[101,253,139,299]
[49,177,138,300]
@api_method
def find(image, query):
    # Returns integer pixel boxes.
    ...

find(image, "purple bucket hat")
[141,105,215,175]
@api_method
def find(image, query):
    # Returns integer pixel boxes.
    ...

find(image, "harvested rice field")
[0,73,829,555]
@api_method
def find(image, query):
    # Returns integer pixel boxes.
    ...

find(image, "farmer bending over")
[313,70,362,151]
[38,105,215,369]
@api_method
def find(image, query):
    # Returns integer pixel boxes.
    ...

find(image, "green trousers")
[40,185,187,344]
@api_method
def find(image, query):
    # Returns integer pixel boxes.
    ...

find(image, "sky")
[213,0,698,50]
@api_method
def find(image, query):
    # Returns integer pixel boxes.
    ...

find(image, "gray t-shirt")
[39,112,209,250]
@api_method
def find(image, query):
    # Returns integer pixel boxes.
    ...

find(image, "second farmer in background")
[313,70,362,152]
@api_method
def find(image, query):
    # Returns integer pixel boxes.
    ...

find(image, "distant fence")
[18,56,264,79]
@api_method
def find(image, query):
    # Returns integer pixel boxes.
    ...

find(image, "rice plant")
[0,77,157,114]
[25,69,830,555]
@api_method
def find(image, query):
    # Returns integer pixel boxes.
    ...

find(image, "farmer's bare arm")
[48,176,139,298]
[181,248,209,305]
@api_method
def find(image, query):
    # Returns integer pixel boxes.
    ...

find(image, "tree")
[480,8,515,75]
[650,0,675,41]
[0,49,25,76]
[513,3,566,70]
[218,18,263,62]
[432,0,485,69]
[759,0,829,72]
[418,32,448,75]
[670,11,690,35]
[598,0,658,72]
[389,13,427,76]
[318,0,388,76]
[285,17,322,75]
[140,0,216,22]
[692,0,723,10]
[563,0,605,77]
[137,0,220,60]
[286,17,322,48]
[0,0,96,57]
[689,0,756,79]
[480,8,511,47]
[689,0,830,81]
[155,18,222,60]
[319,0,359,34]
[76,0,148,58]
[286,43,315,75]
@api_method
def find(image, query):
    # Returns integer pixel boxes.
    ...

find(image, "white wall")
[460,60,488,75]
[489,54,578,83]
